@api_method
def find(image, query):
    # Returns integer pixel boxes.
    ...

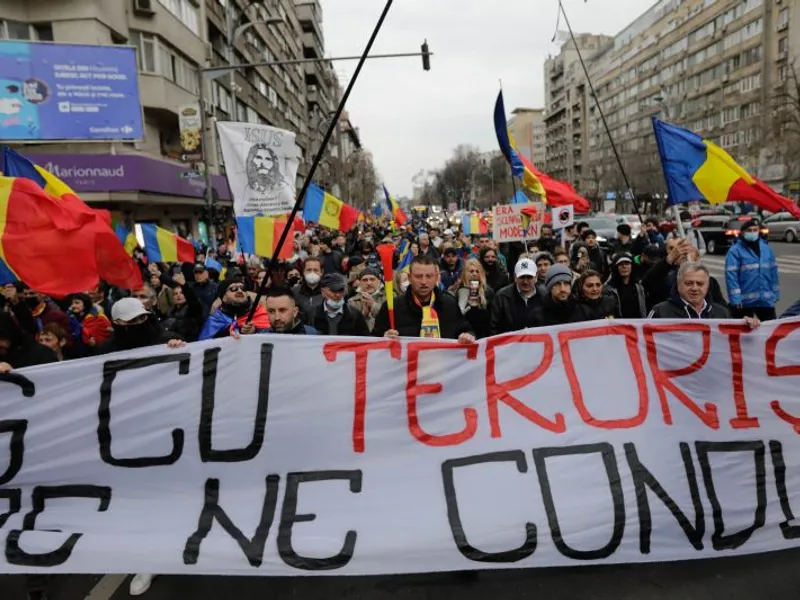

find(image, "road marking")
[83,574,127,600]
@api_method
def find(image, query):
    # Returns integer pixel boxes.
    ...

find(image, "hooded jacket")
[725,237,779,308]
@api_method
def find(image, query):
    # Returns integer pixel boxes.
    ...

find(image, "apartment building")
[508,107,546,167]
[544,34,612,192]
[0,0,359,238]
[546,0,797,204]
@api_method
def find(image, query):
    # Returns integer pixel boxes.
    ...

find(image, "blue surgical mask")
[743,232,760,242]
[326,298,344,311]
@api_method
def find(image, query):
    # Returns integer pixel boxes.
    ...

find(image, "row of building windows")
[130,31,199,95]
[0,19,53,41]
[158,0,200,36]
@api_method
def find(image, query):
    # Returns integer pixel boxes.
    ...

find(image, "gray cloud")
[320,0,649,196]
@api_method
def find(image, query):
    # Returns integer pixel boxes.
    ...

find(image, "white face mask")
[305,273,321,286]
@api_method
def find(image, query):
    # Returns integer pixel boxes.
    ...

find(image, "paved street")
[703,240,800,315]
[3,547,800,600]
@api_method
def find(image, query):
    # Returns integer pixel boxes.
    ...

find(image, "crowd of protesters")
[0,211,787,598]
[0,214,783,376]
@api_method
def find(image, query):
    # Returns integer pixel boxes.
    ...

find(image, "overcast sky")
[319,0,652,197]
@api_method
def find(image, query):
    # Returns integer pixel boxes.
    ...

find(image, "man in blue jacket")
[725,219,779,320]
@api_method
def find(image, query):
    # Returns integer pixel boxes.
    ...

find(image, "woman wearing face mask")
[393,269,409,298]
[285,267,303,288]
[574,270,618,322]
[455,258,494,339]
[479,247,510,292]
[347,267,386,332]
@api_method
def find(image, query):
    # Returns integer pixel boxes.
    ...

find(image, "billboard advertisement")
[178,104,203,163]
[0,41,143,141]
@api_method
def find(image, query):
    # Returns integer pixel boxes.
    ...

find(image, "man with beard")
[198,279,271,340]
[264,287,319,334]
[533,264,581,326]
[246,143,286,193]
[94,298,184,355]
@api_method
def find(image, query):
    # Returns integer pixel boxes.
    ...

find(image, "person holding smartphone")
[455,258,494,339]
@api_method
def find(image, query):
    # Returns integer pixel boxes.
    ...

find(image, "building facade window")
[130,31,198,94]
[158,0,200,36]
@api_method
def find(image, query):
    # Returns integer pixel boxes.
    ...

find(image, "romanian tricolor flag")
[396,238,412,272]
[114,223,138,256]
[383,185,407,226]
[461,213,489,236]
[302,183,361,232]
[494,91,590,213]
[0,177,102,296]
[236,215,299,259]
[1,147,142,290]
[141,224,195,264]
[652,118,800,218]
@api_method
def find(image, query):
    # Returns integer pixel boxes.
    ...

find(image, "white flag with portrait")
[217,122,299,217]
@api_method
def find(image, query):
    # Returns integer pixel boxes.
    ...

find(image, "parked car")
[694,215,770,254]
[579,216,618,248]
[763,211,800,243]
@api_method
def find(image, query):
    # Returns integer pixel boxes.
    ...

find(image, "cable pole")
[247,0,395,321]
[557,0,645,223]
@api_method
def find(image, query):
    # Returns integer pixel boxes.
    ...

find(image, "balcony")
[138,73,198,118]
[302,31,323,60]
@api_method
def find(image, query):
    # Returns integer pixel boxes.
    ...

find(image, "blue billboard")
[0,41,143,141]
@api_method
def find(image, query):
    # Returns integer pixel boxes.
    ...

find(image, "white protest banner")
[217,122,299,217]
[552,204,574,230]
[2,319,800,576]
[493,203,544,242]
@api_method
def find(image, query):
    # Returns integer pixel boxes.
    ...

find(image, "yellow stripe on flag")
[318,192,343,230]
[470,215,480,233]
[254,217,275,257]
[35,164,78,199]
[155,226,178,262]
[0,178,12,266]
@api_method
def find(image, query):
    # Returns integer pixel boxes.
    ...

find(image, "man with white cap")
[490,257,545,335]
[95,297,184,355]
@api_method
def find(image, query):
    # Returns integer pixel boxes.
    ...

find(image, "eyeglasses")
[227,285,245,293]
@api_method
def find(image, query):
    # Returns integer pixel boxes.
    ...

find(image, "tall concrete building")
[508,107,546,167]
[544,33,612,192]
[0,0,363,239]
[546,0,800,207]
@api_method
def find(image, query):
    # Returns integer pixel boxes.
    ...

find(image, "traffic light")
[421,40,431,71]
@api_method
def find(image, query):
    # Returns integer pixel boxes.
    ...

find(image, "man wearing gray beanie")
[534,264,580,326]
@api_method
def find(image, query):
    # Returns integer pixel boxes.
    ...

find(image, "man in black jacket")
[490,257,545,335]
[95,298,184,355]
[373,256,474,343]
[649,262,758,330]
[313,273,370,336]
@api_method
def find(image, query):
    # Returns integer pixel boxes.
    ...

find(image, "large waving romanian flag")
[652,118,800,218]
[494,91,591,212]
[0,177,102,296]
[1,147,143,289]
[302,184,361,232]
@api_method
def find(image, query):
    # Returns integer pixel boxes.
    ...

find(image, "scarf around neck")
[413,289,440,338]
